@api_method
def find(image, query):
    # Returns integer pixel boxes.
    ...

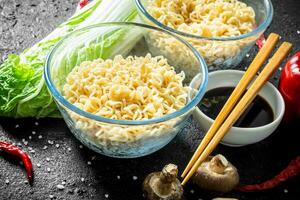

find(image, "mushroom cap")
[143,164,183,200]
[192,155,239,193]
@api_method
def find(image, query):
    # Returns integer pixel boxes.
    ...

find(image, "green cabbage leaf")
[0,0,138,118]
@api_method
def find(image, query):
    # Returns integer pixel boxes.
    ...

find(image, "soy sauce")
[199,87,274,128]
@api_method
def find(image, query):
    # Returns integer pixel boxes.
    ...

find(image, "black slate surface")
[0,0,300,200]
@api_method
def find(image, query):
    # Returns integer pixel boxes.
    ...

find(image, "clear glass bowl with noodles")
[135,0,273,70]
[44,22,208,158]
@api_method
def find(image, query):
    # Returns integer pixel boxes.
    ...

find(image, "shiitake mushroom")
[192,154,239,193]
[143,164,184,200]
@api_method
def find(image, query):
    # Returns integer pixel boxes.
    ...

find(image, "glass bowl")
[44,22,208,158]
[135,0,273,70]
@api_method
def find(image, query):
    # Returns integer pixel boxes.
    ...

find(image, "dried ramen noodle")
[63,54,189,147]
[147,0,256,67]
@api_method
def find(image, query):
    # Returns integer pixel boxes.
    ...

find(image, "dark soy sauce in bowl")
[199,87,274,128]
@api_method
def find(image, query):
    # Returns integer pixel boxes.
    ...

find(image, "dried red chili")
[237,156,300,192]
[253,24,266,49]
[0,141,33,184]
[79,0,89,8]
[256,34,266,49]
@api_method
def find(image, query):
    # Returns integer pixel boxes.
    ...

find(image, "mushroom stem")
[209,154,228,174]
[155,164,178,195]
[143,164,183,200]
[161,164,178,183]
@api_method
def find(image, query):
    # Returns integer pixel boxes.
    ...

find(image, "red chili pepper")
[79,0,89,9]
[0,141,33,184]
[237,156,300,192]
[279,52,300,123]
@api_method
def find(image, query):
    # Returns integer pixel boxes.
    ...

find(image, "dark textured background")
[0,0,300,199]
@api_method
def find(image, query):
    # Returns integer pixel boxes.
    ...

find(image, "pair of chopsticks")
[181,33,292,185]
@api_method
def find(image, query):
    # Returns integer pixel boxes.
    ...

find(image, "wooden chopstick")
[181,33,280,178]
[181,42,292,185]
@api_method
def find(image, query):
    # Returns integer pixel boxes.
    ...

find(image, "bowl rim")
[44,22,208,125]
[197,70,285,131]
[135,0,274,41]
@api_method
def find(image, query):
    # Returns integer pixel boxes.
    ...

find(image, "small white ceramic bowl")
[193,70,285,147]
